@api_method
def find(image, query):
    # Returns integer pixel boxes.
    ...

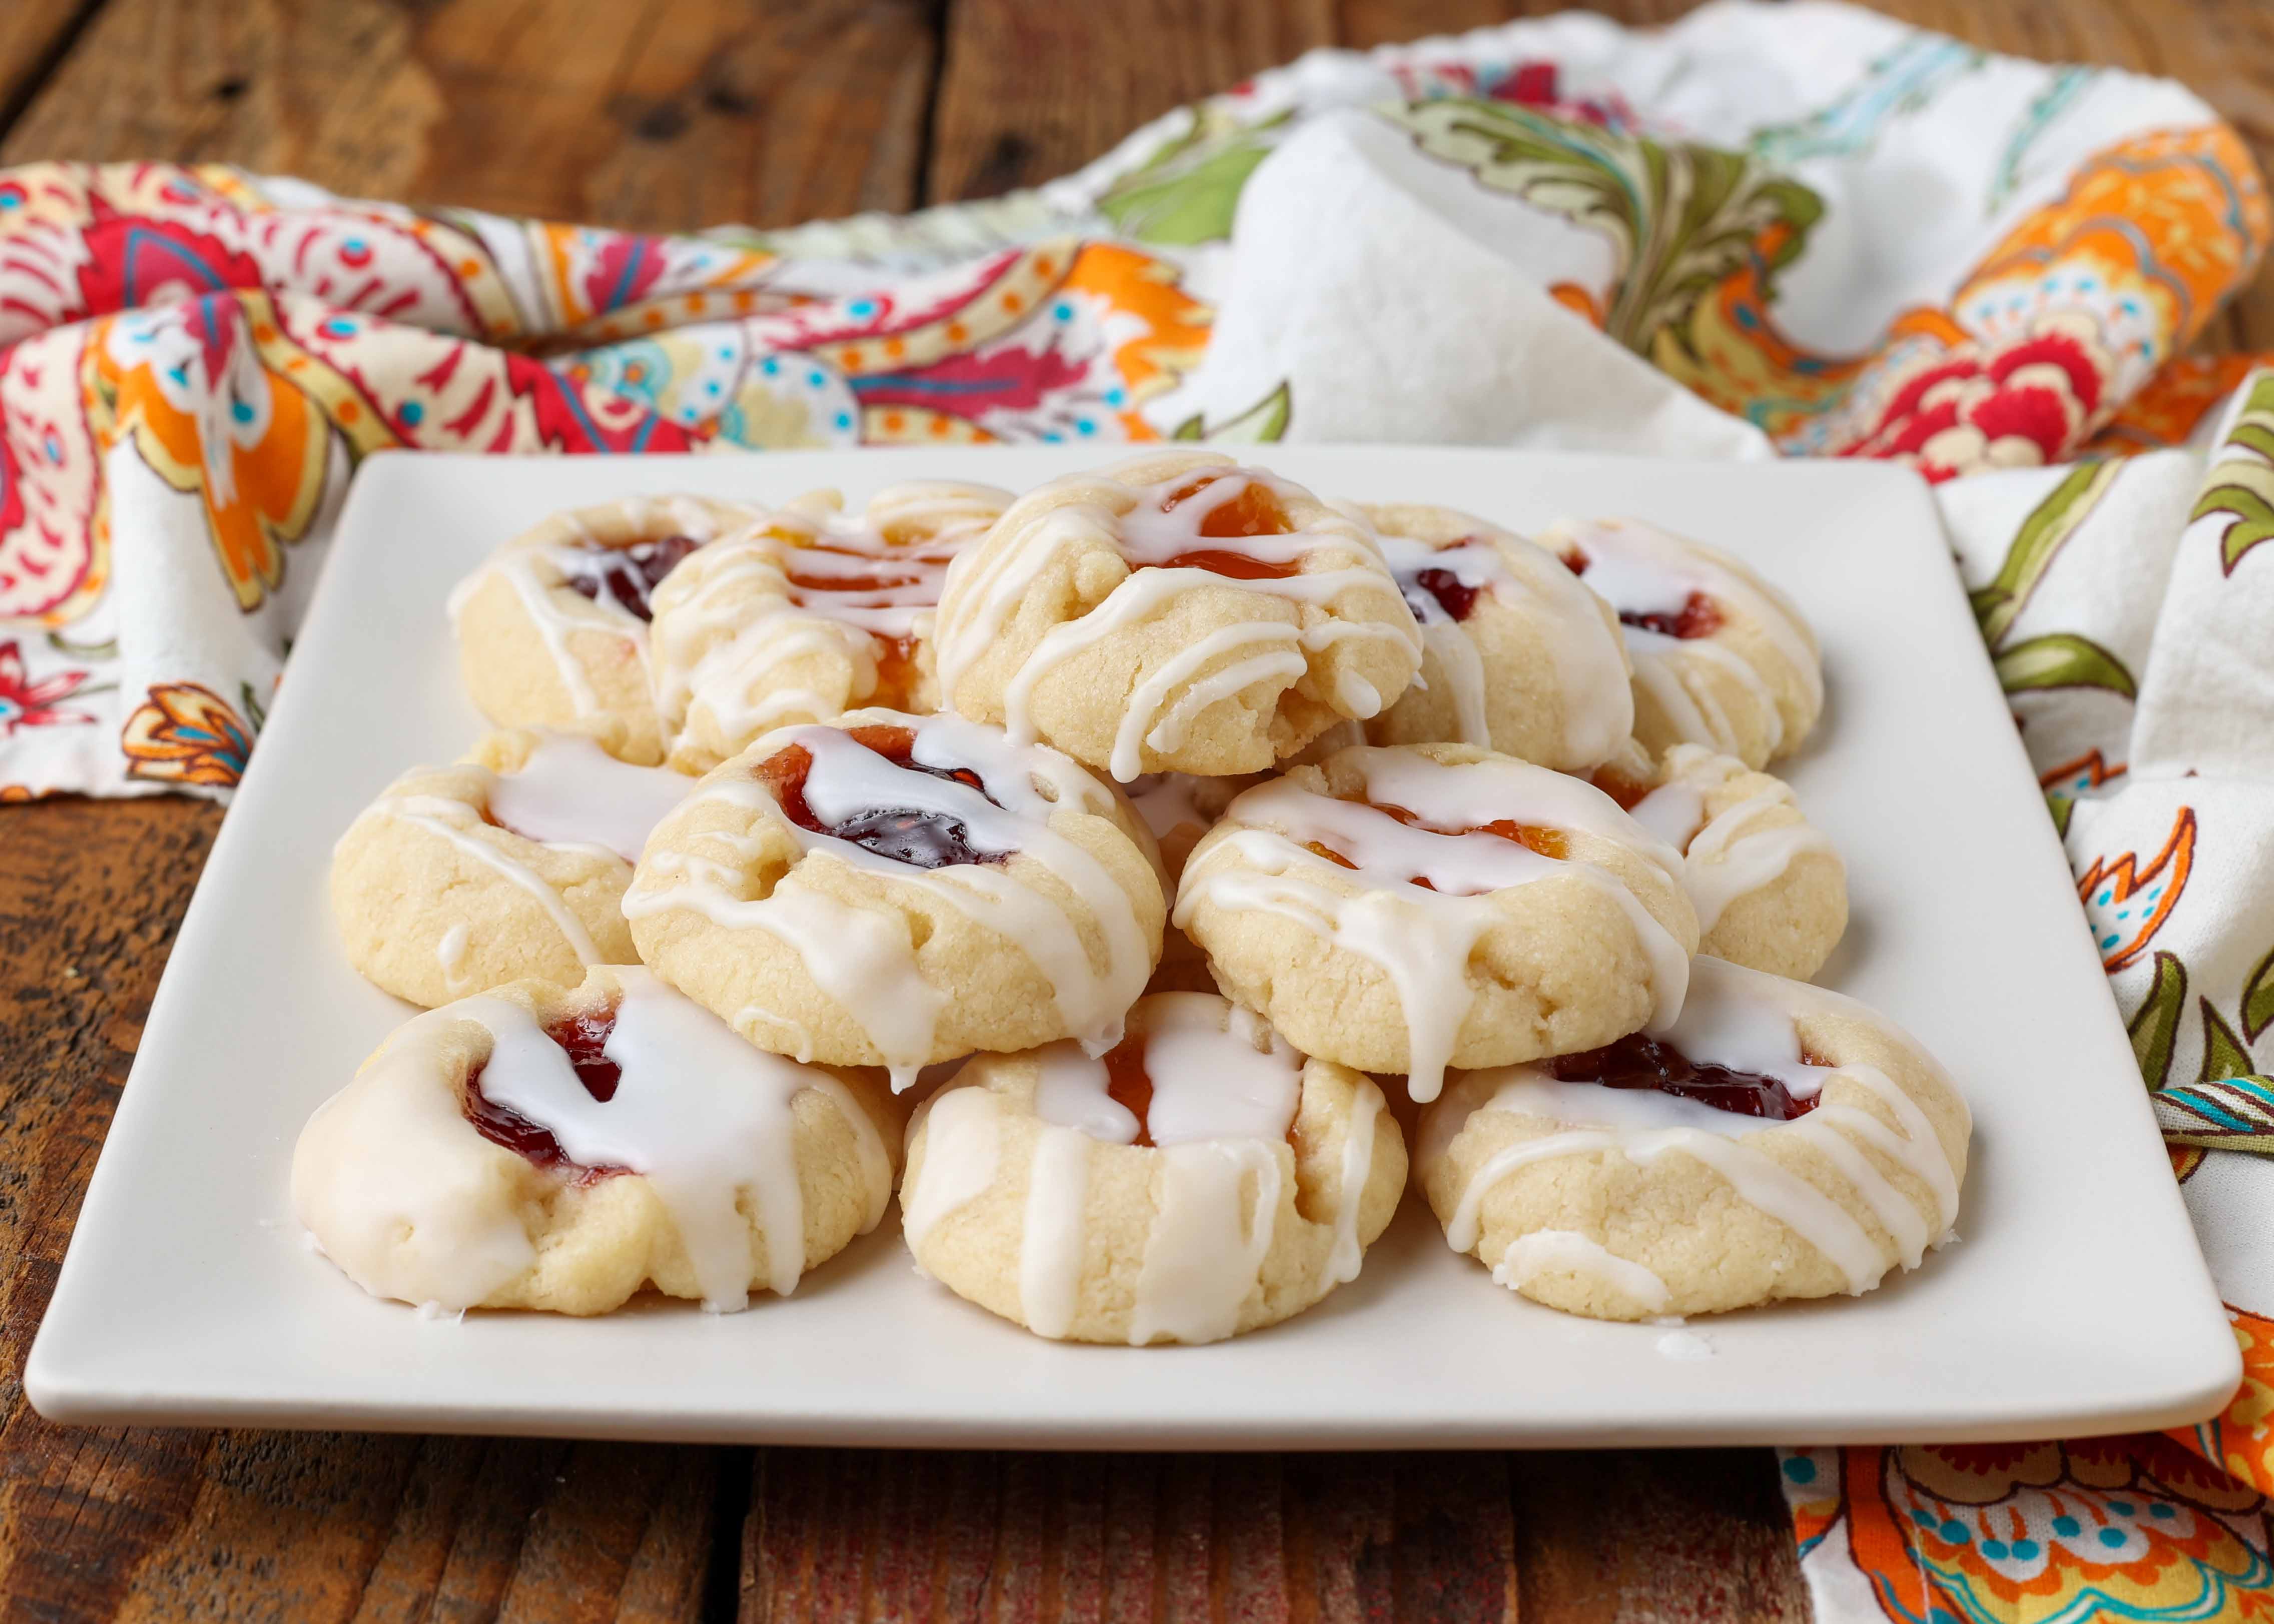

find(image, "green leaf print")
[1993,632,2136,698]
[1172,380,1292,445]
[2201,998,2256,1085]
[2192,370,2274,576]
[2244,944,2274,1044]
[1377,99,1823,362]
[1969,460,2121,649]
[2129,951,2187,1091]
[1096,110,1291,247]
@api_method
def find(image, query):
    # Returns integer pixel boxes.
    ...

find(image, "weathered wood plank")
[927,0,1337,202]
[0,0,98,135]
[0,0,939,231]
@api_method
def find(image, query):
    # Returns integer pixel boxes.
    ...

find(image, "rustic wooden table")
[1,1,2266,1618]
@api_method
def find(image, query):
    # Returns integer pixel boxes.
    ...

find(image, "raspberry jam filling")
[559,534,701,621]
[1550,1031,1822,1121]
[464,1010,630,1175]
[1404,565,1480,623]
[758,724,1010,870]
[1559,546,1724,639]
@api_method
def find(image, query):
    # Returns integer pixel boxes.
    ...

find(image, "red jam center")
[464,1010,629,1176]
[757,724,1008,870]
[560,534,701,622]
[1550,1031,1821,1121]
[1558,546,1722,640]
[1405,565,1480,623]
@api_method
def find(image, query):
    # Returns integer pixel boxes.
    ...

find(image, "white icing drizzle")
[1325,1081,1383,1287]
[1030,994,1302,1147]
[901,1086,1001,1257]
[1550,518,1821,757]
[436,923,470,989]
[1491,1229,1670,1313]
[1017,1127,1092,1340]
[368,793,605,967]
[653,485,1007,752]
[1438,957,1964,1299]
[1173,748,1689,1102]
[345,970,884,1311]
[1129,1142,1282,1344]
[624,712,1154,1087]
[935,460,1421,782]
[1126,773,1211,847]
[483,732,692,862]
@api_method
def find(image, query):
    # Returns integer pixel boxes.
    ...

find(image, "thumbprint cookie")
[1175,742,1698,1103]
[1546,517,1822,769]
[932,451,1422,780]
[626,709,1166,1090]
[650,481,1011,773]
[1362,502,1633,771]
[900,993,1406,1343]
[449,494,761,764]
[292,966,900,1315]
[331,729,691,1006]
[1417,956,1968,1319]
[1591,740,1847,980]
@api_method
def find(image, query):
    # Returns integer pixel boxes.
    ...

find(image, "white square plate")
[27,447,2238,1448]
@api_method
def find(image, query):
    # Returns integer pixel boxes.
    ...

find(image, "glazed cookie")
[932,451,1423,780]
[1362,503,1633,770]
[292,966,900,1315]
[626,709,1166,1089]
[651,481,1012,773]
[448,494,760,764]
[1125,772,1250,994]
[1175,743,1698,1102]
[332,730,692,1006]
[1416,956,1969,1320]
[1591,740,1847,980]
[1545,518,1822,769]
[901,993,1407,1344]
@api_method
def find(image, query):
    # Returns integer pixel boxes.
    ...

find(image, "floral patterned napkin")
[5,1,2273,1613]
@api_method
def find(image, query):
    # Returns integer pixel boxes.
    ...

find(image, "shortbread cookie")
[1592,740,1847,980]
[901,993,1406,1343]
[1175,743,1698,1102]
[626,709,1166,1089]
[292,966,900,1314]
[1363,503,1632,770]
[933,451,1423,780]
[332,730,692,1006]
[449,494,760,764]
[1417,956,1968,1319]
[651,482,1012,773]
[1545,518,1822,769]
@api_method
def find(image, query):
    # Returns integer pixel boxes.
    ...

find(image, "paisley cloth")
[6,2,2274,1615]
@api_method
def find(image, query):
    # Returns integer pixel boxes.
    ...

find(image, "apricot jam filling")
[559,534,700,621]
[1147,474,1306,579]
[1550,1031,1824,1121]
[757,725,1009,870]
[464,1011,630,1176]
[1299,799,1567,894]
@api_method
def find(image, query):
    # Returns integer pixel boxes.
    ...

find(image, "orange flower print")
[2077,806,2196,972]
[2040,747,2125,797]
[120,682,255,787]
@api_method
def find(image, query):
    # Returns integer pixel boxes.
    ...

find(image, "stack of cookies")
[296,451,1970,1341]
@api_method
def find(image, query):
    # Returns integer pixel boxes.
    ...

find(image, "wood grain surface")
[0,1,2262,1619]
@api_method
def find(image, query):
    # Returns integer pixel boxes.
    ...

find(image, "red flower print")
[0,640,95,734]
[1844,318,2114,480]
